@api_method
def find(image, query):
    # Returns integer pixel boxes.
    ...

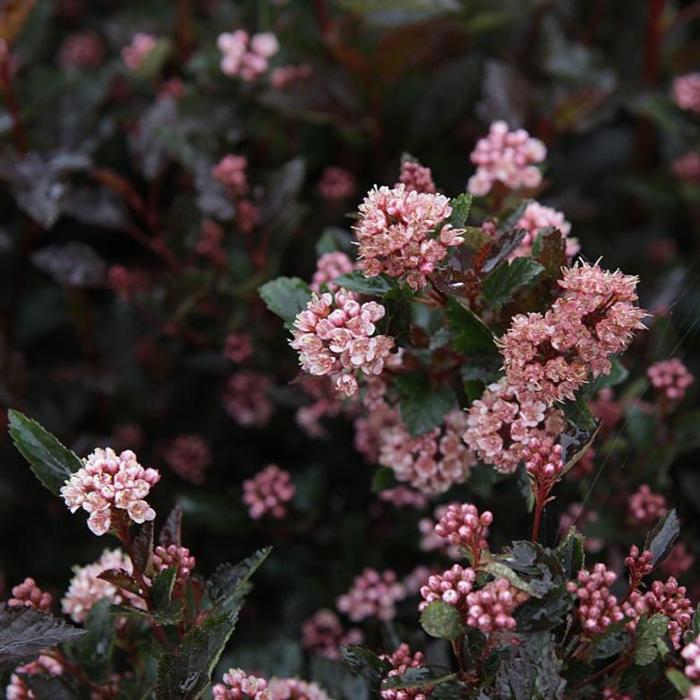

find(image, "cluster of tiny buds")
[567,564,624,635]
[213,154,249,198]
[418,564,476,612]
[152,545,196,583]
[434,503,492,563]
[212,668,270,700]
[336,568,406,622]
[121,33,156,71]
[647,358,694,401]
[8,577,52,611]
[380,644,430,700]
[522,436,564,486]
[242,465,295,520]
[465,578,528,634]
[217,30,279,81]
[317,166,356,202]
[397,159,436,194]
[628,484,667,525]
[625,545,653,588]
[301,609,363,659]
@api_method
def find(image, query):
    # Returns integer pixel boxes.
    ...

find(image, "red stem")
[0,44,28,154]
[643,0,666,85]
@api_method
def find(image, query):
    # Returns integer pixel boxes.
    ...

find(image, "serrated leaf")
[156,611,241,700]
[644,509,680,568]
[0,606,85,671]
[634,614,669,665]
[8,409,82,496]
[340,645,391,693]
[533,228,567,279]
[97,569,142,596]
[394,373,456,437]
[555,529,585,579]
[207,548,271,612]
[382,668,457,691]
[419,601,465,640]
[258,277,312,328]
[482,561,540,597]
[482,258,544,308]
[334,271,394,296]
[445,298,497,356]
[159,505,183,548]
[448,193,472,228]
[132,521,154,575]
[152,568,178,611]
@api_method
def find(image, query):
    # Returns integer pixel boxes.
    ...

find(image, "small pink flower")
[318,167,356,202]
[8,577,52,612]
[682,636,700,682]
[647,358,694,401]
[121,33,157,71]
[242,465,295,519]
[213,155,249,198]
[673,73,700,114]
[224,333,254,363]
[466,578,528,634]
[378,486,428,509]
[379,644,431,700]
[628,484,667,525]
[354,185,463,290]
[336,568,405,622]
[218,30,279,81]
[467,121,546,196]
[301,609,363,659]
[60,448,160,536]
[213,668,270,699]
[7,655,63,700]
[165,434,212,485]
[397,159,436,194]
[223,370,275,427]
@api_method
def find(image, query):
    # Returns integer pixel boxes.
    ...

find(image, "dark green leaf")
[533,228,567,279]
[481,228,527,273]
[634,614,669,665]
[555,529,585,579]
[482,258,544,308]
[462,226,490,251]
[0,606,85,671]
[371,467,397,493]
[8,409,82,496]
[340,645,391,693]
[207,548,271,612]
[666,668,692,695]
[159,505,183,548]
[498,540,565,596]
[97,569,142,596]
[481,561,540,597]
[152,568,178,611]
[382,668,457,691]
[589,357,629,393]
[644,509,680,568]
[23,674,78,700]
[448,193,472,228]
[419,601,465,640]
[258,277,312,327]
[394,373,456,436]
[132,521,154,575]
[334,271,394,296]
[316,227,353,256]
[445,298,497,356]
[66,599,114,681]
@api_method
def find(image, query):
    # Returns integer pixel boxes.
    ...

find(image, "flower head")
[648,358,694,401]
[673,73,700,114]
[380,644,432,700]
[218,30,278,81]
[165,434,211,485]
[466,578,528,634]
[60,448,160,536]
[213,669,270,700]
[8,577,52,612]
[301,609,363,659]
[311,252,354,293]
[242,465,295,519]
[398,160,436,194]
[336,568,406,622]
[567,563,624,635]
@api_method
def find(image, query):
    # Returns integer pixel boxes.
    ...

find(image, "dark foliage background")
[0,0,699,690]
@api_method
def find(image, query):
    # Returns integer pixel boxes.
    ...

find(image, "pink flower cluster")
[336,568,406,622]
[512,201,578,259]
[379,485,429,509]
[311,252,354,293]
[522,436,564,489]
[419,564,476,612]
[467,121,546,196]
[380,644,432,700]
[465,578,528,634]
[463,379,566,474]
[242,465,295,519]
[213,155,249,198]
[434,503,492,564]
[62,549,143,623]
[290,289,395,397]
[223,370,274,427]
[590,387,623,433]
[354,185,464,290]
[60,447,160,536]
[121,33,157,71]
[672,152,700,183]
[7,655,64,700]
[628,484,667,525]
[378,410,475,495]
[398,160,436,194]
[500,262,647,404]
[318,167,356,201]
[625,545,653,589]
[8,577,52,611]
[647,358,694,401]
[683,636,700,683]
[60,30,104,69]
[295,376,343,438]
[624,577,693,647]
[673,73,700,114]
[153,545,196,584]
[213,669,270,700]
[567,564,624,635]
[217,30,279,80]
[301,609,363,660]
[419,504,461,559]
[165,433,211,485]
[224,333,254,363]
